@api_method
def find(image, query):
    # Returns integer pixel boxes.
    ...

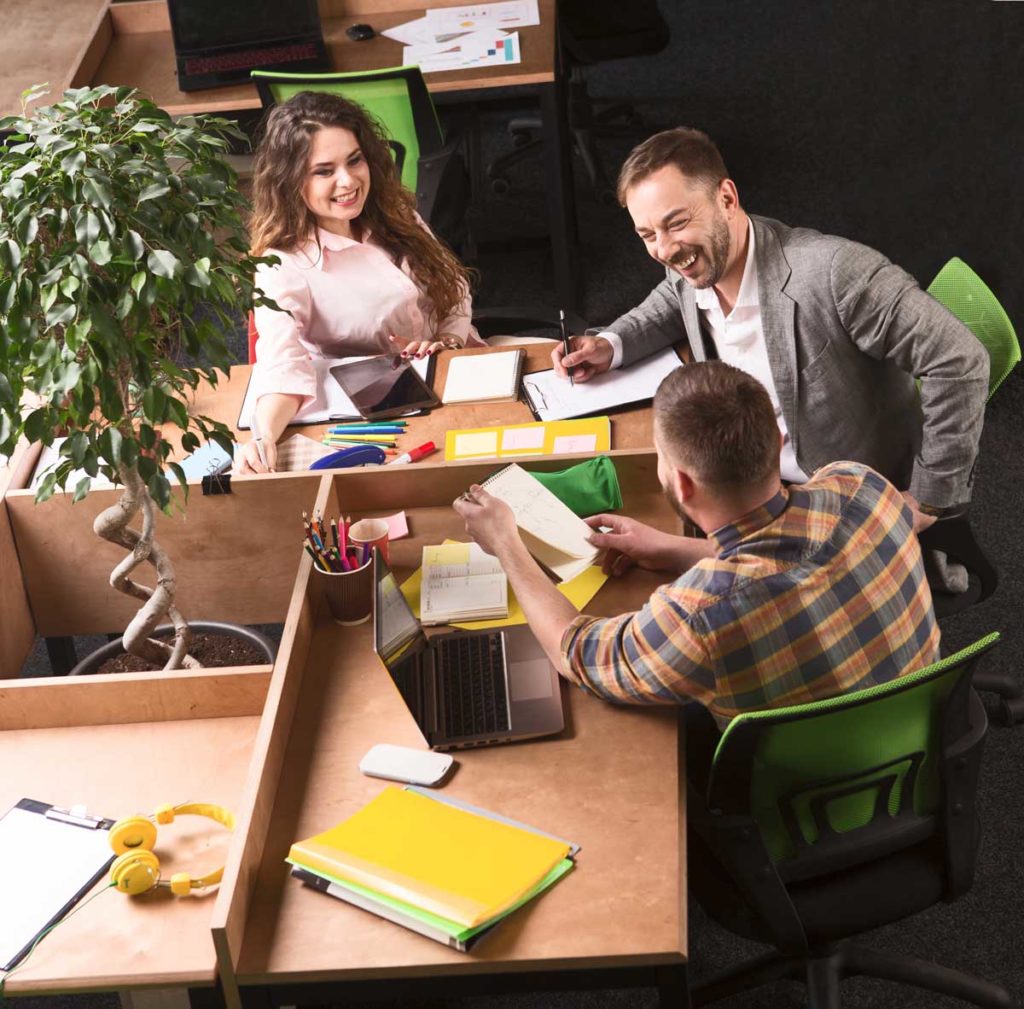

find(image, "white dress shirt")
[602,221,809,483]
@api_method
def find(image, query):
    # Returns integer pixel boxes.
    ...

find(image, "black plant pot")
[67,621,277,676]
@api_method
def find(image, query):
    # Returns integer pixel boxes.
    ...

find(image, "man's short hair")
[654,362,780,490]
[617,127,728,205]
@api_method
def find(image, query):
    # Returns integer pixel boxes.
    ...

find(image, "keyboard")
[184,42,320,76]
[434,634,510,738]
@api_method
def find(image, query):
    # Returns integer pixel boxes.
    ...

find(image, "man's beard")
[668,210,731,289]
[662,480,693,525]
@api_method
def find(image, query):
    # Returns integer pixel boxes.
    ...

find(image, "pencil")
[330,420,408,429]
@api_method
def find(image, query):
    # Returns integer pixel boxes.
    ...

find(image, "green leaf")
[138,183,170,202]
[82,449,99,477]
[166,397,188,429]
[130,271,147,296]
[183,256,212,289]
[146,249,180,279]
[40,283,59,313]
[60,150,86,177]
[17,215,38,245]
[125,230,145,261]
[24,408,50,443]
[121,438,139,466]
[138,424,157,449]
[45,301,76,327]
[115,288,133,320]
[59,275,80,298]
[89,239,112,266]
[148,472,171,510]
[168,461,188,491]
[75,209,100,246]
[67,430,88,465]
[82,176,112,209]
[72,475,92,503]
[0,239,21,272]
[99,426,122,465]
[34,471,58,504]
[180,431,200,453]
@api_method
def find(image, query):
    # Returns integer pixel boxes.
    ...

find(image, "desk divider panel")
[211,474,335,1009]
[4,472,322,637]
[0,498,35,679]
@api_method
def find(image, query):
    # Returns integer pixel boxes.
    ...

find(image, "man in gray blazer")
[553,127,988,528]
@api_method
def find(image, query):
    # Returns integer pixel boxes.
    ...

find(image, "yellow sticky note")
[453,431,499,457]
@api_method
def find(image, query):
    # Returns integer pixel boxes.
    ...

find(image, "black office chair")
[687,633,1011,1009]
[487,0,670,203]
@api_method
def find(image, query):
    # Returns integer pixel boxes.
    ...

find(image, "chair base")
[974,670,1024,725]
[691,941,1011,1009]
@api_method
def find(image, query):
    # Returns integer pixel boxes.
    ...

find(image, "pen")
[559,308,575,387]
[251,412,270,468]
[388,440,438,465]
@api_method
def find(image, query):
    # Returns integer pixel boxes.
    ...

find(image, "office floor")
[14,1,1024,1005]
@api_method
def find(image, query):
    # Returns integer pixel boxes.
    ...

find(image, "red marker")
[387,440,437,465]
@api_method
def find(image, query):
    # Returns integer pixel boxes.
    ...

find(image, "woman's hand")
[388,333,446,359]
[236,437,279,474]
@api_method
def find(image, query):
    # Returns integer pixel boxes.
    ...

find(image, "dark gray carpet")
[14,0,1023,1005]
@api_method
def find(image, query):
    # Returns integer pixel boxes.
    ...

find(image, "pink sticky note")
[384,511,409,540]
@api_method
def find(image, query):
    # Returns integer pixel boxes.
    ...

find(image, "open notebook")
[237,355,433,430]
[420,542,508,624]
[479,464,599,583]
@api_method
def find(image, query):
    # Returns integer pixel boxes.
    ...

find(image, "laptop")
[373,551,565,751]
[168,0,331,92]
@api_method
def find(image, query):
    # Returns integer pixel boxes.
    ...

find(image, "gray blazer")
[609,215,989,507]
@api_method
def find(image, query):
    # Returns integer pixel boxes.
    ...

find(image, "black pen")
[559,309,575,386]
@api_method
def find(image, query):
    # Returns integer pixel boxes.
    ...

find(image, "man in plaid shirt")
[454,361,940,726]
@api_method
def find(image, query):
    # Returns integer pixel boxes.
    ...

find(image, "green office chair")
[918,258,1021,720]
[688,633,1010,1009]
[251,67,469,250]
[928,257,1021,401]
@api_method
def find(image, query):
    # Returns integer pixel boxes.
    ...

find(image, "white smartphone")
[358,744,455,787]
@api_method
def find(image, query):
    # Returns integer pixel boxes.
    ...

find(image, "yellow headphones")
[108,802,235,897]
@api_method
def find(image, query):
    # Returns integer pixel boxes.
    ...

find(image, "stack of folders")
[288,785,577,951]
[420,542,508,624]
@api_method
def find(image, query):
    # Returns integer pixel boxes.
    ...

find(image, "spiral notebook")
[442,350,525,405]
[480,464,599,583]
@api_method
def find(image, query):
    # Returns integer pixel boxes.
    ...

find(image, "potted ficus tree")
[0,84,273,671]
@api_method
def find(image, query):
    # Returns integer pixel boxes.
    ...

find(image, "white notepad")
[521,347,683,421]
[442,350,526,404]
[420,542,509,624]
[479,464,599,583]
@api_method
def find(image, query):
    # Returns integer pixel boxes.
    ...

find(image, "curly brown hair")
[249,91,472,328]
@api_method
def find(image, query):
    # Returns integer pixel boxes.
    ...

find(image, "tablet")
[330,357,440,420]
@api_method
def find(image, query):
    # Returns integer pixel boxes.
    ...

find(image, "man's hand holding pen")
[551,334,615,383]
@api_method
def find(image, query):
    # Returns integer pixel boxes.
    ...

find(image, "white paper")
[523,347,683,422]
[424,0,539,31]
[0,804,113,970]
[381,16,438,45]
[442,350,522,403]
[403,30,521,74]
[501,426,546,451]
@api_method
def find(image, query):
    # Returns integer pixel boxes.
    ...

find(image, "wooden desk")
[191,342,662,463]
[210,456,689,1008]
[1,0,581,314]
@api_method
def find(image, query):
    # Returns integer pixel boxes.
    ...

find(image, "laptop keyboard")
[434,634,510,738]
[185,42,320,76]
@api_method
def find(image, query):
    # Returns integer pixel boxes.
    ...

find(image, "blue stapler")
[309,445,387,470]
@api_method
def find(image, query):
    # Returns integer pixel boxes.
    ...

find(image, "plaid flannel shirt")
[560,462,940,725]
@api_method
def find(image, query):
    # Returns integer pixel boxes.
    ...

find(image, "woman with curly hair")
[240,90,480,473]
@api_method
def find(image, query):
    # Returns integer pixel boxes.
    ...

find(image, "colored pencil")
[322,433,399,444]
[326,425,407,434]
[329,420,408,429]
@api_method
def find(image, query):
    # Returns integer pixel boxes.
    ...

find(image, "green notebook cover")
[288,856,575,941]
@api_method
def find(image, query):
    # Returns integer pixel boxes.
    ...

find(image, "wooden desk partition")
[210,453,687,1005]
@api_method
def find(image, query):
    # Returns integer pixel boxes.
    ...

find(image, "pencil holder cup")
[349,518,390,566]
[315,557,373,624]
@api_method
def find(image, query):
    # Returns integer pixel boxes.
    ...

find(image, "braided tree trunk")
[93,464,199,670]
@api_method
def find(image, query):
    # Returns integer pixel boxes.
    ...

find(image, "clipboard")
[0,799,115,972]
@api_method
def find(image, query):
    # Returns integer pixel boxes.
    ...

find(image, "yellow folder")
[289,786,570,928]
[445,417,611,461]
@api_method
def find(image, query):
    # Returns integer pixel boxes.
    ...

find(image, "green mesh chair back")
[706,633,999,870]
[251,67,445,193]
[928,257,1020,400]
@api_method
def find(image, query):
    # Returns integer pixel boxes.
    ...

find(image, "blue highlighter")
[309,445,387,470]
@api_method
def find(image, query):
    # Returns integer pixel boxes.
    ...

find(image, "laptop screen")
[373,551,433,734]
[168,0,322,53]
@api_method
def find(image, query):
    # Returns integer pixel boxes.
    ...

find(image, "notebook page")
[481,464,598,567]
[442,351,522,404]
[421,543,508,621]
[522,346,682,421]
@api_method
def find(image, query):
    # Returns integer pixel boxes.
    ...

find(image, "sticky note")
[552,434,598,454]
[453,431,499,457]
[501,426,546,451]
[384,512,409,540]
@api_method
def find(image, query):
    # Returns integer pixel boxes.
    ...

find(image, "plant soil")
[95,632,270,674]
